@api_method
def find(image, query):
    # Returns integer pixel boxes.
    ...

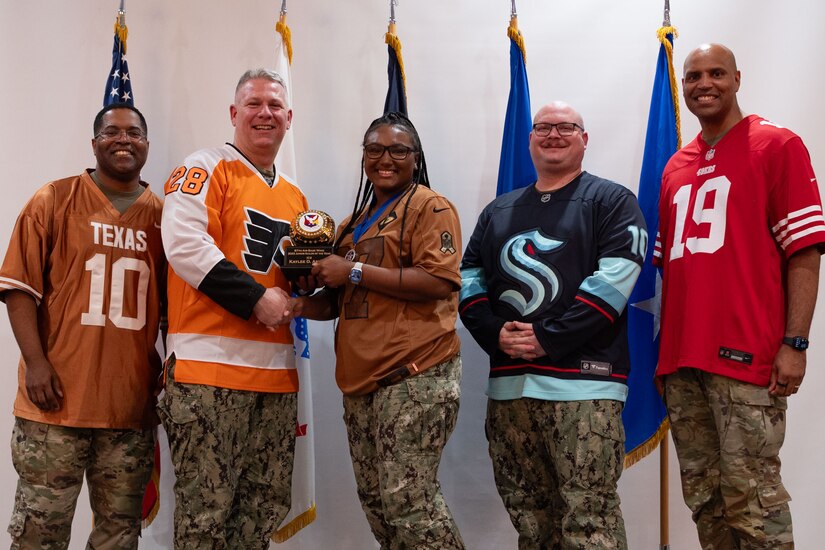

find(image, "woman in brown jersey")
[296,112,465,549]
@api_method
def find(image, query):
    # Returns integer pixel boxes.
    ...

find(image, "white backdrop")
[1,1,823,548]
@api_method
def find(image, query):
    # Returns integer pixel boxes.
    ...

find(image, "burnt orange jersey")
[162,145,308,392]
[335,185,462,396]
[0,171,165,429]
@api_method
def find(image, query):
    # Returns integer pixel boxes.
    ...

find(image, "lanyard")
[352,190,404,245]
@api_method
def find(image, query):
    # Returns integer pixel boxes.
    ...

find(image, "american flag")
[103,15,134,106]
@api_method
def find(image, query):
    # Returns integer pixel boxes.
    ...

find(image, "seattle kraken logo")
[242,208,291,274]
[499,230,564,316]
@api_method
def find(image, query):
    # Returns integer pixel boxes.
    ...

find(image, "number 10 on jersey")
[81,253,150,330]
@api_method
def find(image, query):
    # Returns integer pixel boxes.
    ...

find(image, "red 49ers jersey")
[654,115,825,385]
[0,171,165,429]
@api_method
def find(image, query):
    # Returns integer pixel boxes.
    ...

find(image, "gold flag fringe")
[657,26,682,148]
[385,31,407,92]
[140,466,161,529]
[623,417,670,469]
[114,20,128,54]
[507,20,527,65]
[271,503,317,542]
[276,19,293,65]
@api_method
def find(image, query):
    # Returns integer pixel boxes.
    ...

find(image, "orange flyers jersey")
[334,185,462,396]
[162,144,308,393]
[0,171,165,429]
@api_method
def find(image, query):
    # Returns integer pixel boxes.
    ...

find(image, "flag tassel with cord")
[272,3,317,541]
[622,7,681,470]
[496,6,536,197]
[383,0,407,115]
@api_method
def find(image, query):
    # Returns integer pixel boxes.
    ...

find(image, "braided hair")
[335,112,431,271]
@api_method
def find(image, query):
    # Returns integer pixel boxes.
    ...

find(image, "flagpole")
[388,0,397,35]
[383,0,407,114]
[659,4,672,548]
[660,440,669,549]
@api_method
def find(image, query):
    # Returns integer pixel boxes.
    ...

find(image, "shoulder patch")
[440,231,456,254]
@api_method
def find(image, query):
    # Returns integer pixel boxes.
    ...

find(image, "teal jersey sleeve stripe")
[579,257,641,314]
[460,266,487,302]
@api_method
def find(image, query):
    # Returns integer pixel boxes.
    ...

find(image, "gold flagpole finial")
[663,0,671,27]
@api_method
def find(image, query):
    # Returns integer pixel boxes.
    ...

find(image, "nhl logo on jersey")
[705,148,715,161]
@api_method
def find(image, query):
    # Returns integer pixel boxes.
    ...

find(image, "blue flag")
[384,31,407,115]
[103,20,134,106]
[623,28,680,466]
[496,25,536,196]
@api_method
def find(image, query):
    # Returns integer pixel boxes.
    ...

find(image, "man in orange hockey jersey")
[158,68,307,549]
[0,103,165,549]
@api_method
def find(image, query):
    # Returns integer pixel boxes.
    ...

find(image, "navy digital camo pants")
[486,398,627,550]
[343,353,464,550]
[158,362,297,550]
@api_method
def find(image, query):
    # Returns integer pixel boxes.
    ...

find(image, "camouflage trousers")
[343,353,464,550]
[157,364,297,550]
[7,417,153,550]
[486,398,627,550]
[664,368,793,549]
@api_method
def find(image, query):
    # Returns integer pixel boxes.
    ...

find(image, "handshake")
[251,255,349,329]
[252,286,304,329]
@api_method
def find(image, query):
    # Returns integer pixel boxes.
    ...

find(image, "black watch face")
[786,337,809,350]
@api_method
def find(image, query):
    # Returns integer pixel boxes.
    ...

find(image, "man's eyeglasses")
[532,122,584,138]
[363,144,416,160]
[95,127,147,142]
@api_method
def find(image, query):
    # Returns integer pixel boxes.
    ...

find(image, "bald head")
[683,43,738,76]
[533,101,585,129]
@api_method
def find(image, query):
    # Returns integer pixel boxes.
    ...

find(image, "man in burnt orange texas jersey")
[0,104,165,549]
[158,68,307,549]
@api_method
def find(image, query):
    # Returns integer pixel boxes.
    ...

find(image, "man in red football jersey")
[654,43,824,549]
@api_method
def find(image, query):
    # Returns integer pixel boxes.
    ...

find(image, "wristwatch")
[349,262,364,285]
[782,336,809,351]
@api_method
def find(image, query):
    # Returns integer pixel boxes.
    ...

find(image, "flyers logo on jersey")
[242,208,291,274]
[498,229,565,316]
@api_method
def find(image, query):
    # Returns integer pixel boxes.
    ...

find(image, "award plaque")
[282,210,336,281]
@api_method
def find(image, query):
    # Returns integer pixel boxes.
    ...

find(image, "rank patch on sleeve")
[440,231,456,254]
